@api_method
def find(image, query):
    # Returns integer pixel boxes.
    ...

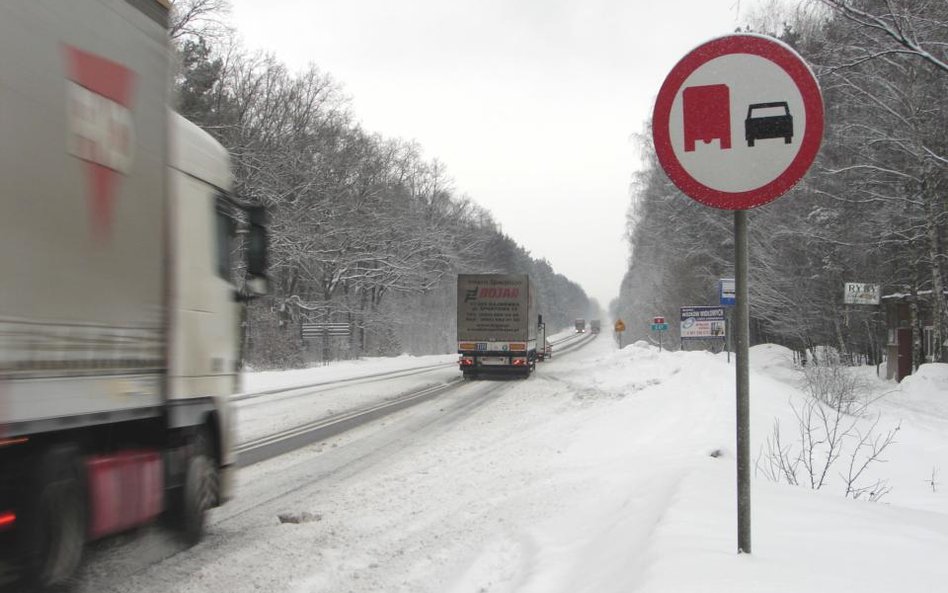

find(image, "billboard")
[844,283,880,305]
[680,306,726,340]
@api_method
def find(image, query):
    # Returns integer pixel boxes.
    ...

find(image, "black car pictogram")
[745,102,793,147]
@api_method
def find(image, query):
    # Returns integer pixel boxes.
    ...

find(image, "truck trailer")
[457,275,538,379]
[0,1,267,588]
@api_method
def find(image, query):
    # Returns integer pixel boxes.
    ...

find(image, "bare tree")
[757,357,899,500]
[818,0,948,74]
[170,0,232,41]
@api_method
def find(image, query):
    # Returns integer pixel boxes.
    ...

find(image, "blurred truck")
[457,275,538,378]
[590,319,602,334]
[0,1,267,588]
[575,318,586,333]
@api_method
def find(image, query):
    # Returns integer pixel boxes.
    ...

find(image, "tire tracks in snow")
[68,380,515,593]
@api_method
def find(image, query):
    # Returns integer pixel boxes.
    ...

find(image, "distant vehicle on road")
[590,319,601,334]
[745,102,793,147]
[575,318,586,333]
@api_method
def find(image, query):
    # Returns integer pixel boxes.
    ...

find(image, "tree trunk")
[833,304,848,363]
[927,195,946,363]
[910,289,922,371]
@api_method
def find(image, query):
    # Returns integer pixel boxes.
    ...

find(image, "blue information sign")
[719,278,736,306]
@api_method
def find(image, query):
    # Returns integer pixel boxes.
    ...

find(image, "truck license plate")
[479,357,508,366]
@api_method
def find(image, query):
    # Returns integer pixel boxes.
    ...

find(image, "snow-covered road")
[71,335,948,593]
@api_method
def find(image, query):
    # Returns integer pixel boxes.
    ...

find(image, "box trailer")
[457,275,538,378]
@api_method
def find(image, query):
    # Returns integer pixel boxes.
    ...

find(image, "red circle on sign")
[652,34,823,210]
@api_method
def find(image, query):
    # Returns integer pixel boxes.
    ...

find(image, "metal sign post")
[652,34,824,555]
[734,210,751,552]
[650,316,669,351]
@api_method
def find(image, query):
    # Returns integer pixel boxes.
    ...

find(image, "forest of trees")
[613,0,946,369]
[170,1,593,368]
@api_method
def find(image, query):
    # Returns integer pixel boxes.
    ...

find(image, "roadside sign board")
[653,316,666,324]
[614,319,626,332]
[843,283,880,305]
[651,323,670,331]
[301,322,351,339]
[652,34,824,210]
[720,278,736,306]
[680,306,726,340]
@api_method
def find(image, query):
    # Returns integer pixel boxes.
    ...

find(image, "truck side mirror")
[245,206,268,296]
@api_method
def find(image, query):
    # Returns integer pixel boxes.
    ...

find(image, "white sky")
[229,0,770,307]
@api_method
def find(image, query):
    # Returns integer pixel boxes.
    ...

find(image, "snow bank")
[145,339,948,593]
[443,340,948,593]
[899,362,948,402]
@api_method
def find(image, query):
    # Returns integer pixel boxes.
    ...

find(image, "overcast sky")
[229,0,771,308]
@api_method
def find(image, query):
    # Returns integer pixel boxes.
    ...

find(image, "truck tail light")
[0,511,16,530]
[512,357,527,366]
[0,437,29,449]
[459,357,474,367]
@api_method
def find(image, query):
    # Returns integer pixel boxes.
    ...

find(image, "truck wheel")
[180,430,216,546]
[24,445,86,590]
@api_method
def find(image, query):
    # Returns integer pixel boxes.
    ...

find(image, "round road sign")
[652,34,823,210]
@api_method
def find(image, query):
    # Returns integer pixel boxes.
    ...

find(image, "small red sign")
[654,316,665,324]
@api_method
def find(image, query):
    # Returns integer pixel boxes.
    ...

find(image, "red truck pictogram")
[682,84,732,152]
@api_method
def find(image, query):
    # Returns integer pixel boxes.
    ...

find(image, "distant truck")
[0,1,267,588]
[590,319,602,334]
[575,318,586,333]
[457,275,538,378]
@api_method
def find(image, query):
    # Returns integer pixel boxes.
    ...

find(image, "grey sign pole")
[735,210,751,553]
